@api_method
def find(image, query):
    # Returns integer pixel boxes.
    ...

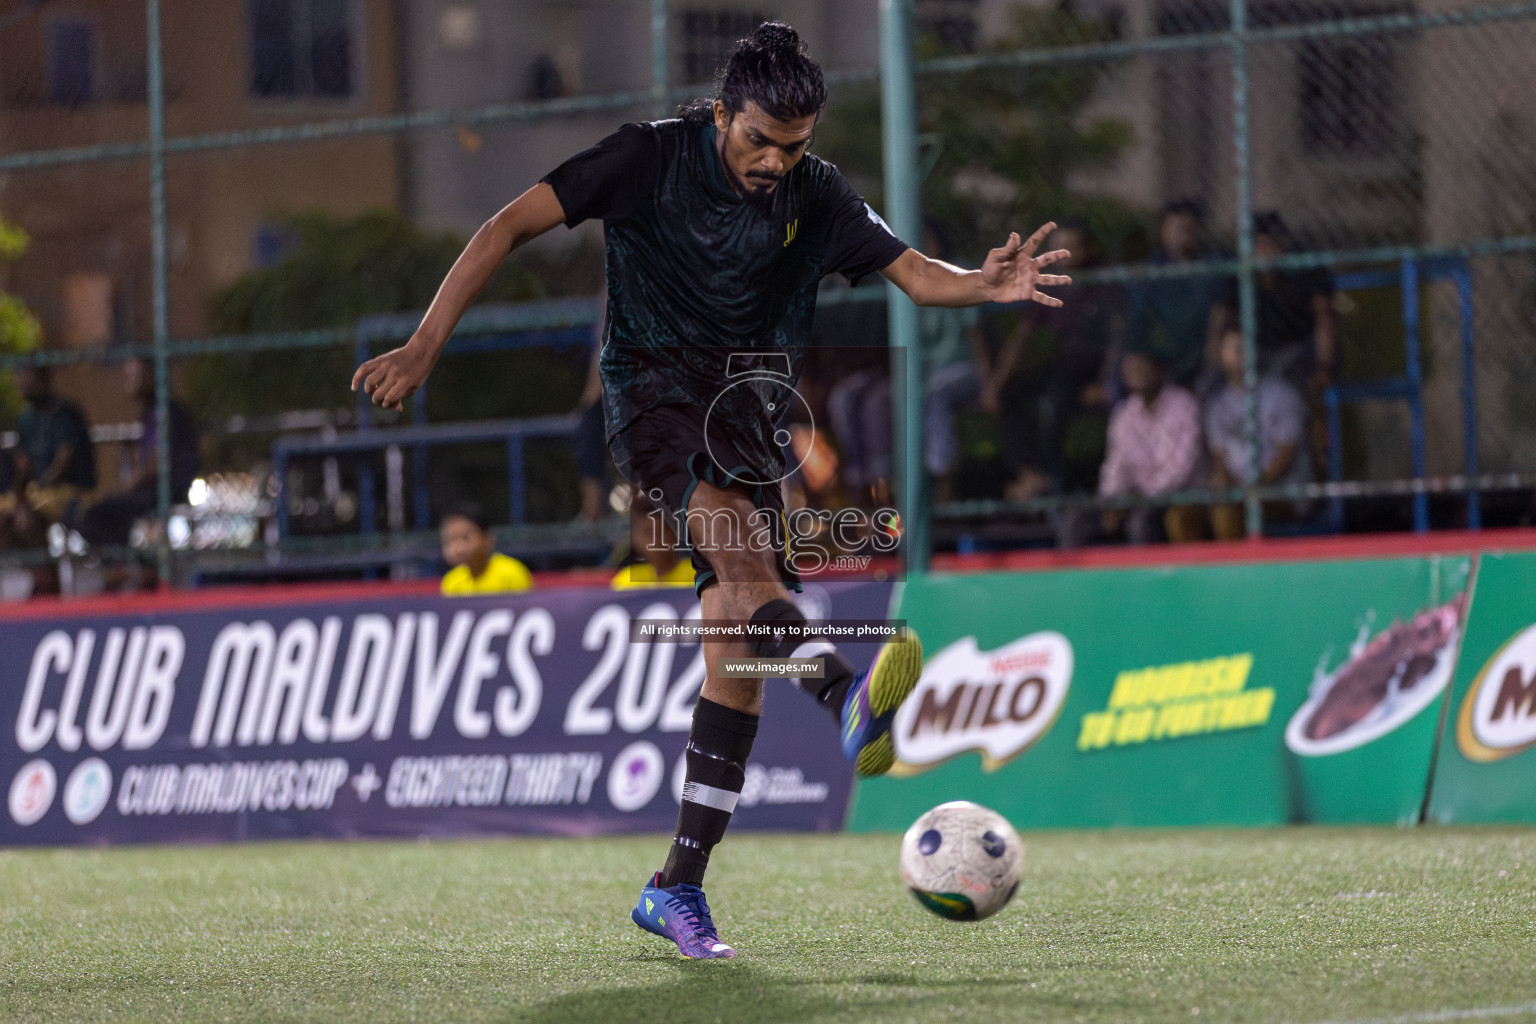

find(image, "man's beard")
[718,140,786,204]
[723,156,780,205]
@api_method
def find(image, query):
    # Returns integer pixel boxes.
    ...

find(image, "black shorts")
[611,403,800,597]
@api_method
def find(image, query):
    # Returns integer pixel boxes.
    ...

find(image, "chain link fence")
[1,0,1534,593]
[886,0,1536,551]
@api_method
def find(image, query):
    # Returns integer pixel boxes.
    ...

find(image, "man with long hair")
[353,22,1068,958]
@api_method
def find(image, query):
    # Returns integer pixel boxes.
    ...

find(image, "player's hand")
[351,340,435,411]
[981,222,1072,307]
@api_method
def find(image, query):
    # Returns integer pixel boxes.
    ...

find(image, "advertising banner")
[3,581,889,846]
[849,556,1470,832]
[1426,551,1536,823]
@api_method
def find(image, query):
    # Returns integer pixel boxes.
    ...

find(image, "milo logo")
[1457,622,1536,762]
[892,632,1073,774]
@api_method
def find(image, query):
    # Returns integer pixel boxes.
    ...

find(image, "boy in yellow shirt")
[611,491,694,590]
[439,503,534,595]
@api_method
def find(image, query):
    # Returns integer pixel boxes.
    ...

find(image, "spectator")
[612,491,694,590]
[829,222,988,508]
[1096,348,1206,544]
[440,502,534,595]
[1,364,95,527]
[824,363,891,510]
[1203,327,1313,539]
[920,303,989,505]
[988,220,1122,501]
[1127,200,1229,389]
[1215,212,1337,390]
[914,223,988,505]
[76,358,199,548]
[574,343,610,522]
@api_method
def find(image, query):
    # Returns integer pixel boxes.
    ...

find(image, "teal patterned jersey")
[541,118,907,479]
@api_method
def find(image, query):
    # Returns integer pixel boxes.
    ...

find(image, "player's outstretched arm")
[880,221,1072,309]
[351,183,567,410]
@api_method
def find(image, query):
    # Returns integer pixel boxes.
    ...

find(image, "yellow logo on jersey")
[783,219,799,247]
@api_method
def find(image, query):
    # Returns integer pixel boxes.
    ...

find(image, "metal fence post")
[881,0,927,575]
[147,0,174,583]
[1230,0,1262,538]
[652,0,670,118]
[1453,262,1481,529]
[2,0,1534,581]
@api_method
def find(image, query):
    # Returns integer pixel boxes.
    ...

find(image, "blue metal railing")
[2,0,1534,580]
[271,414,581,541]
[1326,257,1479,534]
[347,298,601,536]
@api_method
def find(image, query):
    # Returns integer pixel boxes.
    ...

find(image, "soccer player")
[353,22,1069,958]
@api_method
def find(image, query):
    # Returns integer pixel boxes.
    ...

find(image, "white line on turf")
[1295,1002,1536,1024]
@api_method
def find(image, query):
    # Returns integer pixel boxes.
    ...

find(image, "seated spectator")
[1214,212,1337,390]
[913,222,987,506]
[1095,348,1206,544]
[6,365,96,522]
[574,346,610,523]
[989,220,1122,501]
[829,221,986,509]
[1203,327,1313,539]
[920,303,987,505]
[440,502,534,595]
[1213,213,1336,471]
[76,358,199,549]
[1127,200,1229,391]
[0,366,95,575]
[825,365,892,511]
[612,491,694,590]
[0,449,53,594]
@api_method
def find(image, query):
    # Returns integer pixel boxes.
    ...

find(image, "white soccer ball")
[899,800,1024,921]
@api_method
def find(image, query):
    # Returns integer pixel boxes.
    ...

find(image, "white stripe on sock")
[789,640,835,691]
[681,781,740,813]
[791,640,835,660]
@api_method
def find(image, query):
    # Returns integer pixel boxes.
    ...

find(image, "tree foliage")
[0,216,42,421]
[814,8,1148,263]
[187,211,590,525]
[188,210,543,423]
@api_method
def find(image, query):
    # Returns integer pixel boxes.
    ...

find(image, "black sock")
[658,697,759,889]
[789,639,857,724]
[748,598,855,725]
[747,598,806,658]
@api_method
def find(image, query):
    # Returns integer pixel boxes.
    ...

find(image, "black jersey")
[541,118,908,480]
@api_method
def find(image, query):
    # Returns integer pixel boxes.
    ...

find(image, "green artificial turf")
[2,828,1535,1024]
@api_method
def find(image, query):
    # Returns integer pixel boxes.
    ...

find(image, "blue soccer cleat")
[841,629,924,777]
[631,872,736,959]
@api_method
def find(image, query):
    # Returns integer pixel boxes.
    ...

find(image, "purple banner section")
[1,580,892,845]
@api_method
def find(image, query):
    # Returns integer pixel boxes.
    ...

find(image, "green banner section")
[850,555,1471,832]
[1427,551,1536,823]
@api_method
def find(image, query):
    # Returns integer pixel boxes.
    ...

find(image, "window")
[250,0,355,100]
[62,273,115,348]
[253,223,297,268]
[47,17,95,107]
[1298,37,1399,156]
[679,10,765,85]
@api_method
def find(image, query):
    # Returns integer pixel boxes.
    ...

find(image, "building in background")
[390,0,1532,486]
[0,0,403,437]
[396,0,885,268]
[0,0,1529,514]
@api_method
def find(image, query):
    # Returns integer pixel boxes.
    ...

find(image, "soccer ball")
[899,800,1024,921]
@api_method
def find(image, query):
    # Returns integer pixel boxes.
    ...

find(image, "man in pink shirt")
[1097,348,1207,543]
